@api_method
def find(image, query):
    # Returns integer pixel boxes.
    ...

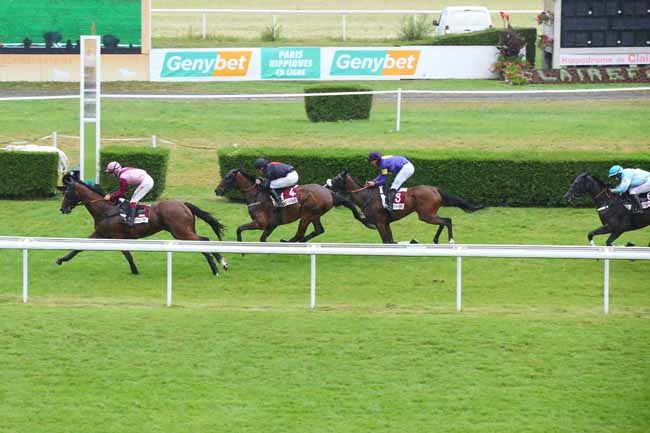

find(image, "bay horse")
[564,172,650,246]
[56,174,229,275]
[214,168,373,242]
[327,170,483,244]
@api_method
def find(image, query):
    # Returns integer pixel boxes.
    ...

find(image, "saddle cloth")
[621,192,650,212]
[118,199,150,224]
[273,185,299,207]
[379,186,407,210]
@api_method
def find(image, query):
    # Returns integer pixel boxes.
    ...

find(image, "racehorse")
[327,170,483,244]
[564,172,650,246]
[56,174,229,275]
[214,168,373,242]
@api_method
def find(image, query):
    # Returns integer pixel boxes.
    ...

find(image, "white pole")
[342,14,347,41]
[604,258,610,315]
[167,251,173,307]
[202,13,207,39]
[22,249,28,304]
[95,44,101,185]
[52,131,58,149]
[456,256,462,312]
[413,13,417,30]
[272,15,277,39]
[79,38,85,180]
[152,135,157,148]
[310,254,316,309]
[396,88,402,132]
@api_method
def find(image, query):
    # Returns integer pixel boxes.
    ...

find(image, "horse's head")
[564,172,604,202]
[57,177,80,214]
[215,169,240,196]
[326,170,348,193]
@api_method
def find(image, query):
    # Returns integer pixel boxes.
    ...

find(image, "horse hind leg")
[121,251,139,275]
[170,228,220,276]
[56,249,82,265]
[302,219,325,242]
[419,214,453,244]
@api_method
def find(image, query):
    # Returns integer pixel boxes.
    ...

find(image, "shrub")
[43,31,62,48]
[0,151,58,198]
[398,14,432,41]
[425,27,537,68]
[99,146,169,201]
[261,24,281,42]
[218,147,650,207]
[102,34,120,49]
[304,85,373,122]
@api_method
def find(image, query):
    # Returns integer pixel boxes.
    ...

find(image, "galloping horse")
[214,168,373,242]
[564,172,650,246]
[57,174,229,275]
[327,170,483,244]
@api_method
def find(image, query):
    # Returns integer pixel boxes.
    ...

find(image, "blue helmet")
[608,165,623,177]
[368,151,382,162]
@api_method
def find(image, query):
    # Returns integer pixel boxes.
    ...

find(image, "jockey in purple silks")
[365,151,415,214]
[104,161,155,227]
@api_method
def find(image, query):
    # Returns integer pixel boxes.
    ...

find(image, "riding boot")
[631,194,643,214]
[127,207,137,227]
[269,188,283,207]
[385,189,396,215]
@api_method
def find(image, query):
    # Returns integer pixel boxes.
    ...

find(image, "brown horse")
[214,168,373,242]
[327,170,483,243]
[56,175,228,275]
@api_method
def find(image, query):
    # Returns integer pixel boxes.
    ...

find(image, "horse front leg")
[588,225,612,246]
[121,251,139,275]
[55,231,97,265]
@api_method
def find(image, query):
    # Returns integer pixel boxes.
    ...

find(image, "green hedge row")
[218,147,650,207]
[99,146,169,201]
[304,85,373,122]
[424,27,537,67]
[0,151,58,198]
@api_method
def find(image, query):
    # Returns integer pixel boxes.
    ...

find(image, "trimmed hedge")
[218,147,650,207]
[0,150,58,198]
[304,85,373,122]
[424,27,537,68]
[100,146,169,201]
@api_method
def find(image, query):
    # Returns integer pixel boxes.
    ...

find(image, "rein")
[350,185,369,193]
[594,187,612,200]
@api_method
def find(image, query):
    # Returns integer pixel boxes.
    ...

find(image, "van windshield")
[448,11,490,27]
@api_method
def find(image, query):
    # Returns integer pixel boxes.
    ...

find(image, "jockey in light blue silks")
[365,151,415,214]
[609,164,650,214]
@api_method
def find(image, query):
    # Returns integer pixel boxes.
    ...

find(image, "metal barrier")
[2,236,649,313]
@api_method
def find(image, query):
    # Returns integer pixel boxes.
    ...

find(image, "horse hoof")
[449,239,456,245]
[222,263,230,271]
[280,239,288,243]
[55,259,62,265]
[589,240,595,247]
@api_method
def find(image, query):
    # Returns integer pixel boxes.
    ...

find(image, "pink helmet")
[106,161,122,174]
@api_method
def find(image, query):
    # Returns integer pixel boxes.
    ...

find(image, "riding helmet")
[608,165,623,177]
[367,151,382,162]
[106,161,122,173]
[254,158,268,169]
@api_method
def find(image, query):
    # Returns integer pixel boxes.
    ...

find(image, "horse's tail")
[184,202,225,240]
[330,191,376,229]
[440,190,484,213]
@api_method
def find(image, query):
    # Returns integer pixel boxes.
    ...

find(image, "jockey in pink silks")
[104,161,155,227]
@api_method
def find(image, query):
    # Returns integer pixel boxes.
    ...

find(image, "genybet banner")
[150,46,499,81]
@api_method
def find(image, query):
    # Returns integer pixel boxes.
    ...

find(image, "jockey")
[104,161,155,227]
[609,164,650,214]
[254,158,299,206]
[365,151,415,214]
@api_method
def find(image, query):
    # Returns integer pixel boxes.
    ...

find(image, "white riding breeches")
[630,179,650,195]
[390,162,415,190]
[270,170,299,189]
[131,175,154,203]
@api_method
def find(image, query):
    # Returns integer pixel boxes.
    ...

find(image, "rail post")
[310,246,317,309]
[342,14,347,40]
[456,255,462,312]
[152,135,157,148]
[52,131,58,149]
[202,13,207,39]
[22,246,28,304]
[396,88,402,132]
[604,258,610,315]
[167,251,173,307]
[272,15,277,39]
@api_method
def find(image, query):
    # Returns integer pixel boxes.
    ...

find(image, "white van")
[432,6,493,36]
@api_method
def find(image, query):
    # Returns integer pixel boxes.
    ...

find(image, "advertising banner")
[150,46,499,81]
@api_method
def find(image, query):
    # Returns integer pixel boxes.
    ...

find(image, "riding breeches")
[270,170,299,189]
[131,175,155,203]
[390,162,415,190]
[630,179,650,195]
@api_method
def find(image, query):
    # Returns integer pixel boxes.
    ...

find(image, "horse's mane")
[75,180,106,196]
[582,172,607,189]
[237,169,258,183]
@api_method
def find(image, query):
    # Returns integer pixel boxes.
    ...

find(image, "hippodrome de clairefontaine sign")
[529,66,650,84]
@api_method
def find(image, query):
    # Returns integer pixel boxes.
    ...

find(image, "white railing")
[3,88,650,133]
[151,8,540,40]
[2,236,649,313]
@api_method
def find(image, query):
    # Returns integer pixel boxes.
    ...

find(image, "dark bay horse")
[564,172,650,246]
[327,170,483,244]
[214,168,373,242]
[57,176,228,275]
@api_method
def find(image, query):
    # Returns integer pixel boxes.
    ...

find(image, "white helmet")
[106,161,122,174]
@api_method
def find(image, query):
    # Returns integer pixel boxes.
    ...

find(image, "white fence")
[151,8,540,40]
[2,236,649,314]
